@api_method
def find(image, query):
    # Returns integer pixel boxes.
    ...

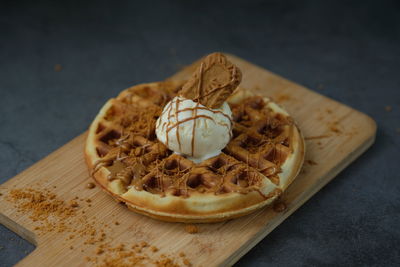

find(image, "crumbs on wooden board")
[86,182,96,189]
[275,94,291,103]
[86,242,192,267]
[4,187,193,266]
[273,202,287,213]
[328,120,342,134]
[305,160,318,166]
[304,135,330,141]
[184,224,199,234]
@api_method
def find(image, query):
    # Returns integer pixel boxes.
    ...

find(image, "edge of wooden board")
[0,53,377,266]
[0,134,87,246]
[222,133,376,266]
[0,213,37,246]
[172,53,378,266]
[219,53,377,266]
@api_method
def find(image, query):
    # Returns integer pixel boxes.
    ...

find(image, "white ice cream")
[156,96,232,163]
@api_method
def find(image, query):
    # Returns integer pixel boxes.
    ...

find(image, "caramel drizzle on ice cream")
[158,97,232,157]
[175,97,182,151]
[191,102,199,156]
[157,52,240,158]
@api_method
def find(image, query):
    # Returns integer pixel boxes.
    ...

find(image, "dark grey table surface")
[1,0,399,266]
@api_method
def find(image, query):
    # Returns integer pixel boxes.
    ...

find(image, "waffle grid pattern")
[91,83,293,197]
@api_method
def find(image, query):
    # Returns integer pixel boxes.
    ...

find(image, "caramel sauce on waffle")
[91,82,293,198]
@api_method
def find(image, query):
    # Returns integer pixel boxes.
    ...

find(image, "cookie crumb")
[70,201,79,208]
[54,64,63,72]
[86,182,96,189]
[184,224,198,234]
[331,127,340,133]
[385,105,392,112]
[183,258,192,266]
[273,202,287,212]
[306,159,317,165]
[304,135,330,140]
[95,247,104,255]
[275,94,291,103]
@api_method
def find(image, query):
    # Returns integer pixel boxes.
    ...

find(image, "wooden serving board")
[0,54,376,267]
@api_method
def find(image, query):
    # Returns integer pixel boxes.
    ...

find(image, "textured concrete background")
[0,0,399,266]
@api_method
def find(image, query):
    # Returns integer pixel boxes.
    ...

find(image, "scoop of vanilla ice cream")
[156,96,232,163]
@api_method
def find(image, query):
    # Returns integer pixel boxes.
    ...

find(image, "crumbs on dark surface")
[385,105,392,112]
[54,64,62,72]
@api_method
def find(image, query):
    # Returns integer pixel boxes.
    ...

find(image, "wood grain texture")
[0,54,376,267]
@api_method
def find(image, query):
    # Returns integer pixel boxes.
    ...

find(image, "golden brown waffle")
[85,82,304,223]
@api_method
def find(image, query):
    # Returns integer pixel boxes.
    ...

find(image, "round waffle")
[85,81,305,223]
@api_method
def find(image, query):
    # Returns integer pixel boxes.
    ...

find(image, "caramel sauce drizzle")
[167,106,231,123]
[191,62,204,157]
[164,114,213,132]
[92,82,293,198]
[166,100,173,148]
[160,96,233,158]
[191,102,198,156]
[175,97,182,151]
